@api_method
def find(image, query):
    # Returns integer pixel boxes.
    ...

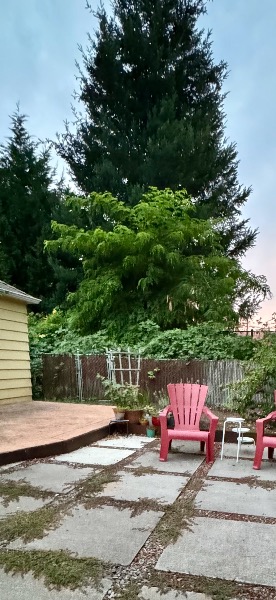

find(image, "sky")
[0,0,275,323]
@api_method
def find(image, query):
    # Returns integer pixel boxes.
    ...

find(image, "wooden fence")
[42,353,247,408]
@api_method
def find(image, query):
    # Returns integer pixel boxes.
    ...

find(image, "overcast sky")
[1,0,275,322]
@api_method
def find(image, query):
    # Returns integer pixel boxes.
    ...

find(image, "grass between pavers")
[130,465,191,477]
[153,469,205,546]
[0,503,69,544]
[0,480,54,507]
[208,475,276,491]
[112,581,141,599]
[149,572,240,600]
[0,549,106,590]
[75,470,120,500]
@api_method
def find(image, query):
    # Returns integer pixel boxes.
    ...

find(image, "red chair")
[253,391,276,469]
[159,383,218,464]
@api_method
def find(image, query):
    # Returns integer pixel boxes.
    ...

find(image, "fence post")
[75,351,83,402]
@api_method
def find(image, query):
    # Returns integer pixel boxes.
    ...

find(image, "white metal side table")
[221,417,245,462]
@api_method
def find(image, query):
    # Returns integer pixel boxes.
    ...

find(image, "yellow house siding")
[0,387,32,400]
[0,298,26,313]
[0,339,29,352]
[0,329,29,342]
[0,378,32,390]
[0,369,31,380]
[0,307,28,324]
[0,319,28,333]
[0,296,33,405]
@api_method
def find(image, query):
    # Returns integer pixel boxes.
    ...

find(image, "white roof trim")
[0,280,41,305]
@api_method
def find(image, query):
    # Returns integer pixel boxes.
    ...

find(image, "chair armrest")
[159,405,173,434]
[256,411,276,436]
[159,405,173,418]
[202,406,219,424]
[258,411,276,423]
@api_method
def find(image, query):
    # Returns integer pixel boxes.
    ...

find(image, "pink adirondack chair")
[159,383,218,464]
[253,391,276,470]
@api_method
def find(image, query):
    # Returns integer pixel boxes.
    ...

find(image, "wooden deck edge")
[0,425,110,466]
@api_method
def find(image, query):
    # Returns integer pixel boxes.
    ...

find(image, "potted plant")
[112,407,125,421]
[151,391,175,428]
[97,376,147,424]
[143,404,157,427]
[146,425,156,438]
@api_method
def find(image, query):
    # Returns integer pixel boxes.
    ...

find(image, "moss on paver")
[76,470,120,501]
[0,505,67,543]
[153,473,204,546]
[0,480,54,507]
[0,549,105,590]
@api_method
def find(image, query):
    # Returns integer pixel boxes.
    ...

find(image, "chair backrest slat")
[167,383,208,430]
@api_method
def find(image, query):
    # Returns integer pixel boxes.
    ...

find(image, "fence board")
[42,353,247,407]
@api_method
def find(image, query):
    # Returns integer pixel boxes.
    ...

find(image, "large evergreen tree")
[0,109,60,303]
[57,0,256,258]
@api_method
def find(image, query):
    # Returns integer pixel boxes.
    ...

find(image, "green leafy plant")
[147,368,160,380]
[142,323,258,360]
[143,405,157,416]
[228,333,276,419]
[97,376,147,410]
[46,188,269,333]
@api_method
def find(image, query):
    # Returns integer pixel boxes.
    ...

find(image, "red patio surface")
[0,401,114,464]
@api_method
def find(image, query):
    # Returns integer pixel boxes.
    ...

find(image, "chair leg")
[200,441,205,453]
[268,447,274,460]
[253,441,264,470]
[160,436,170,462]
[206,440,211,463]
[207,438,215,463]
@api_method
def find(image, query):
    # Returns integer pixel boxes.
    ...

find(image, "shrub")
[228,333,276,419]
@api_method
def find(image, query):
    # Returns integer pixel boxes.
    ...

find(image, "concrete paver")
[95,435,152,449]
[14,505,163,566]
[0,463,22,472]
[0,496,49,519]
[2,436,276,596]
[221,442,255,459]
[0,570,111,600]
[156,516,276,587]
[139,587,219,599]
[196,479,276,517]
[2,463,96,493]
[209,457,276,481]
[170,441,206,454]
[99,470,188,504]
[52,446,135,466]
[126,450,203,474]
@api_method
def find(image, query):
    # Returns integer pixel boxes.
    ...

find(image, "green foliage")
[98,376,148,410]
[229,334,276,419]
[47,188,268,333]
[0,550,104,590]
[57,0,256,258]
[142,323,257,360]
[28,311,114,398]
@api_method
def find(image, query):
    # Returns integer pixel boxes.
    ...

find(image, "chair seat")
[263,436,276,448]
[168,429,209,441]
